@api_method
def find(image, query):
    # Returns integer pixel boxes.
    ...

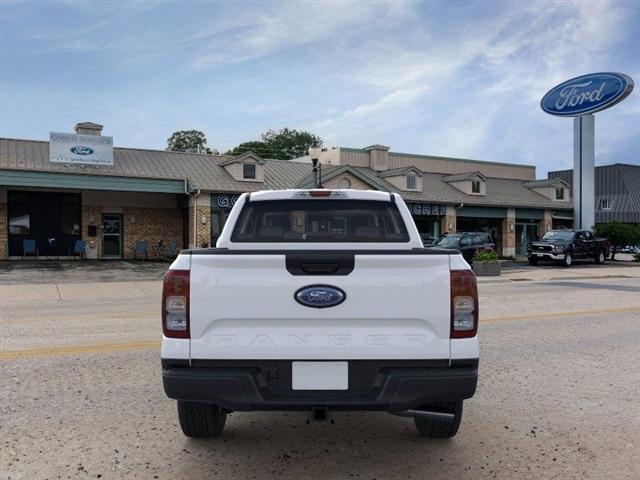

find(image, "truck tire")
[528,256,539,266]
[177,401,227,438]
[595,250,606,264]
[414,400,463,438]
[562,253,573,267]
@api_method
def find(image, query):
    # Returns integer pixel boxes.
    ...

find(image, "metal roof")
[378,166,423,178]
[443,171,486,182]
[523,178,568,188]
[0,137,309,193]
[0,137,573,210]
[549,164,640,222]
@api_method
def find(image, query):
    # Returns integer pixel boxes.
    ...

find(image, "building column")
[440,205,457,234]
[539,210,553,239]
[189,193,212,249]
[0,188,7,260]
[502,208,516,257]
[81,204,103,259]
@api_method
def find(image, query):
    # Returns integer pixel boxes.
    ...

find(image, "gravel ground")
[1,266,640,479]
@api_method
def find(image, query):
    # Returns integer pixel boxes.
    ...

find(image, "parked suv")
[432,232,496,263]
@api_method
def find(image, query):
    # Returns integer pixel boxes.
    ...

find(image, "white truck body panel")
[163,190,479,364]
[189,253,451,360]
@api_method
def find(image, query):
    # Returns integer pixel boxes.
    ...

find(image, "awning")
[0,169,186,194]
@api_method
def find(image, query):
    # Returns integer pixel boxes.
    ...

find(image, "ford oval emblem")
[70,146,95,155]
[295,285,346,308]
[541,72,634,117]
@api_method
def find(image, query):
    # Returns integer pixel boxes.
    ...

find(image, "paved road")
[1,266,640,479]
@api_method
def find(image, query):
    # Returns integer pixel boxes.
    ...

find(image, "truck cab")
[161,190,479,439]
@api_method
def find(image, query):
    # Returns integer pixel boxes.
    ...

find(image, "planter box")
[473,261,501,276]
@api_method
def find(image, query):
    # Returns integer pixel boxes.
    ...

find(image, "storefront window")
[8,192,30,234]
[9,208,30,234]
[7,191,81,257]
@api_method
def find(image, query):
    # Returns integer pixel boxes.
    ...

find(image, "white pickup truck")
[161,190,479,439]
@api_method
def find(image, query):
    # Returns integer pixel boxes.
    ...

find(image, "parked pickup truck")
[527,229,609,267]
[162,190,479,439]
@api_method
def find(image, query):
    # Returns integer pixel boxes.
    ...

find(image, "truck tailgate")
[189,252,451,360]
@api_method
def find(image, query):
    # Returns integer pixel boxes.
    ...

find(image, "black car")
[527,230,609,267]
[431,232,496,262]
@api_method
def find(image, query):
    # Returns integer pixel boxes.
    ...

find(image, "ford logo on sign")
[541,72,634,116]
[70,146,95,155]
[295,285,346,308]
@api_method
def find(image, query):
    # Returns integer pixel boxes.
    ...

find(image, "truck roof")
[247,189,395,202]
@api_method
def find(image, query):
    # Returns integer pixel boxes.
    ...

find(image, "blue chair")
[22,239,38,261]
[68,240,86,260]
[166,240,178,258]
[133,240,149,260]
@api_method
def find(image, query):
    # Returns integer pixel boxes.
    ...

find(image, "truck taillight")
[162,269,190,338]
[450,270,478,338]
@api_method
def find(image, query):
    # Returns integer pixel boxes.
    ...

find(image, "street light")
[309,142,323,188]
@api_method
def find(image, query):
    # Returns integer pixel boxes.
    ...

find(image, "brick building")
[1,123,574,260]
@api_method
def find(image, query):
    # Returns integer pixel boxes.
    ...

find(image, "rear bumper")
[162,359,478,412]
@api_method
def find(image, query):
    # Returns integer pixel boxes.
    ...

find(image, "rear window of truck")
[231,199,410,243]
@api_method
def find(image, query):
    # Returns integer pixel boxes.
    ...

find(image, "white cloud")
[308,0,636,173]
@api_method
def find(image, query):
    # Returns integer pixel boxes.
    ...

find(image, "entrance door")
[210,209,230,247]
[516,223,538,257]
[102,214,123,259]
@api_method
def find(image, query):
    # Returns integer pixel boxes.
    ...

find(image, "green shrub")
[472,251,499,262]
[633,253,640,262]
[594,222,640,260]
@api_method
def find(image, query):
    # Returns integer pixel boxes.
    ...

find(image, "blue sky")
[1,0,638,176]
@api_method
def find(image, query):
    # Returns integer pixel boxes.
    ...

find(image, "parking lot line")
[0,340,161,360]
[2,311,158,324]
[482,305,640,323]
[2,306,639,360]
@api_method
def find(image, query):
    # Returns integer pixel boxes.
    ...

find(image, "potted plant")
[471,251,501,276]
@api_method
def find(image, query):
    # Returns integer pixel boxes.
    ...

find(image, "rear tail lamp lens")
[162,269,190,338]
[450,270,478,338]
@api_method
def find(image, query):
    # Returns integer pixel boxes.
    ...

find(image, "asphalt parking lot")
[1,260,640,479]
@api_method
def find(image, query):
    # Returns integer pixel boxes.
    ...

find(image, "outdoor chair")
[152,239,166,258]
[133,240,149,260]
[68,240,86,260]
[22,239,38,261]
[165,240,178,258]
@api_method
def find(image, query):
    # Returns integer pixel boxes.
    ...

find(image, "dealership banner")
[49,132,114,165]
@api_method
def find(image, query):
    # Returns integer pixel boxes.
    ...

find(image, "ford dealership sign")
[541,72,634,116]
[50,132,114,165]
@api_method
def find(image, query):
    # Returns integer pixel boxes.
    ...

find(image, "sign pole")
[541,72,633,231]
[572,114,595,229]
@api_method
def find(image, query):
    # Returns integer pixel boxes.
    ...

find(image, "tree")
[225,141,269,157]
[226,128,322,160]
[167,130,217,154]
[593,222,640,260]
[260,128,322,160]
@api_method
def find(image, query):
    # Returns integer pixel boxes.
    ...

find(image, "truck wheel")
[595,251,606,264]
[562,253,573,267]
[177,401,227,438]
[414,400,463,438]
[528,256,539,266]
